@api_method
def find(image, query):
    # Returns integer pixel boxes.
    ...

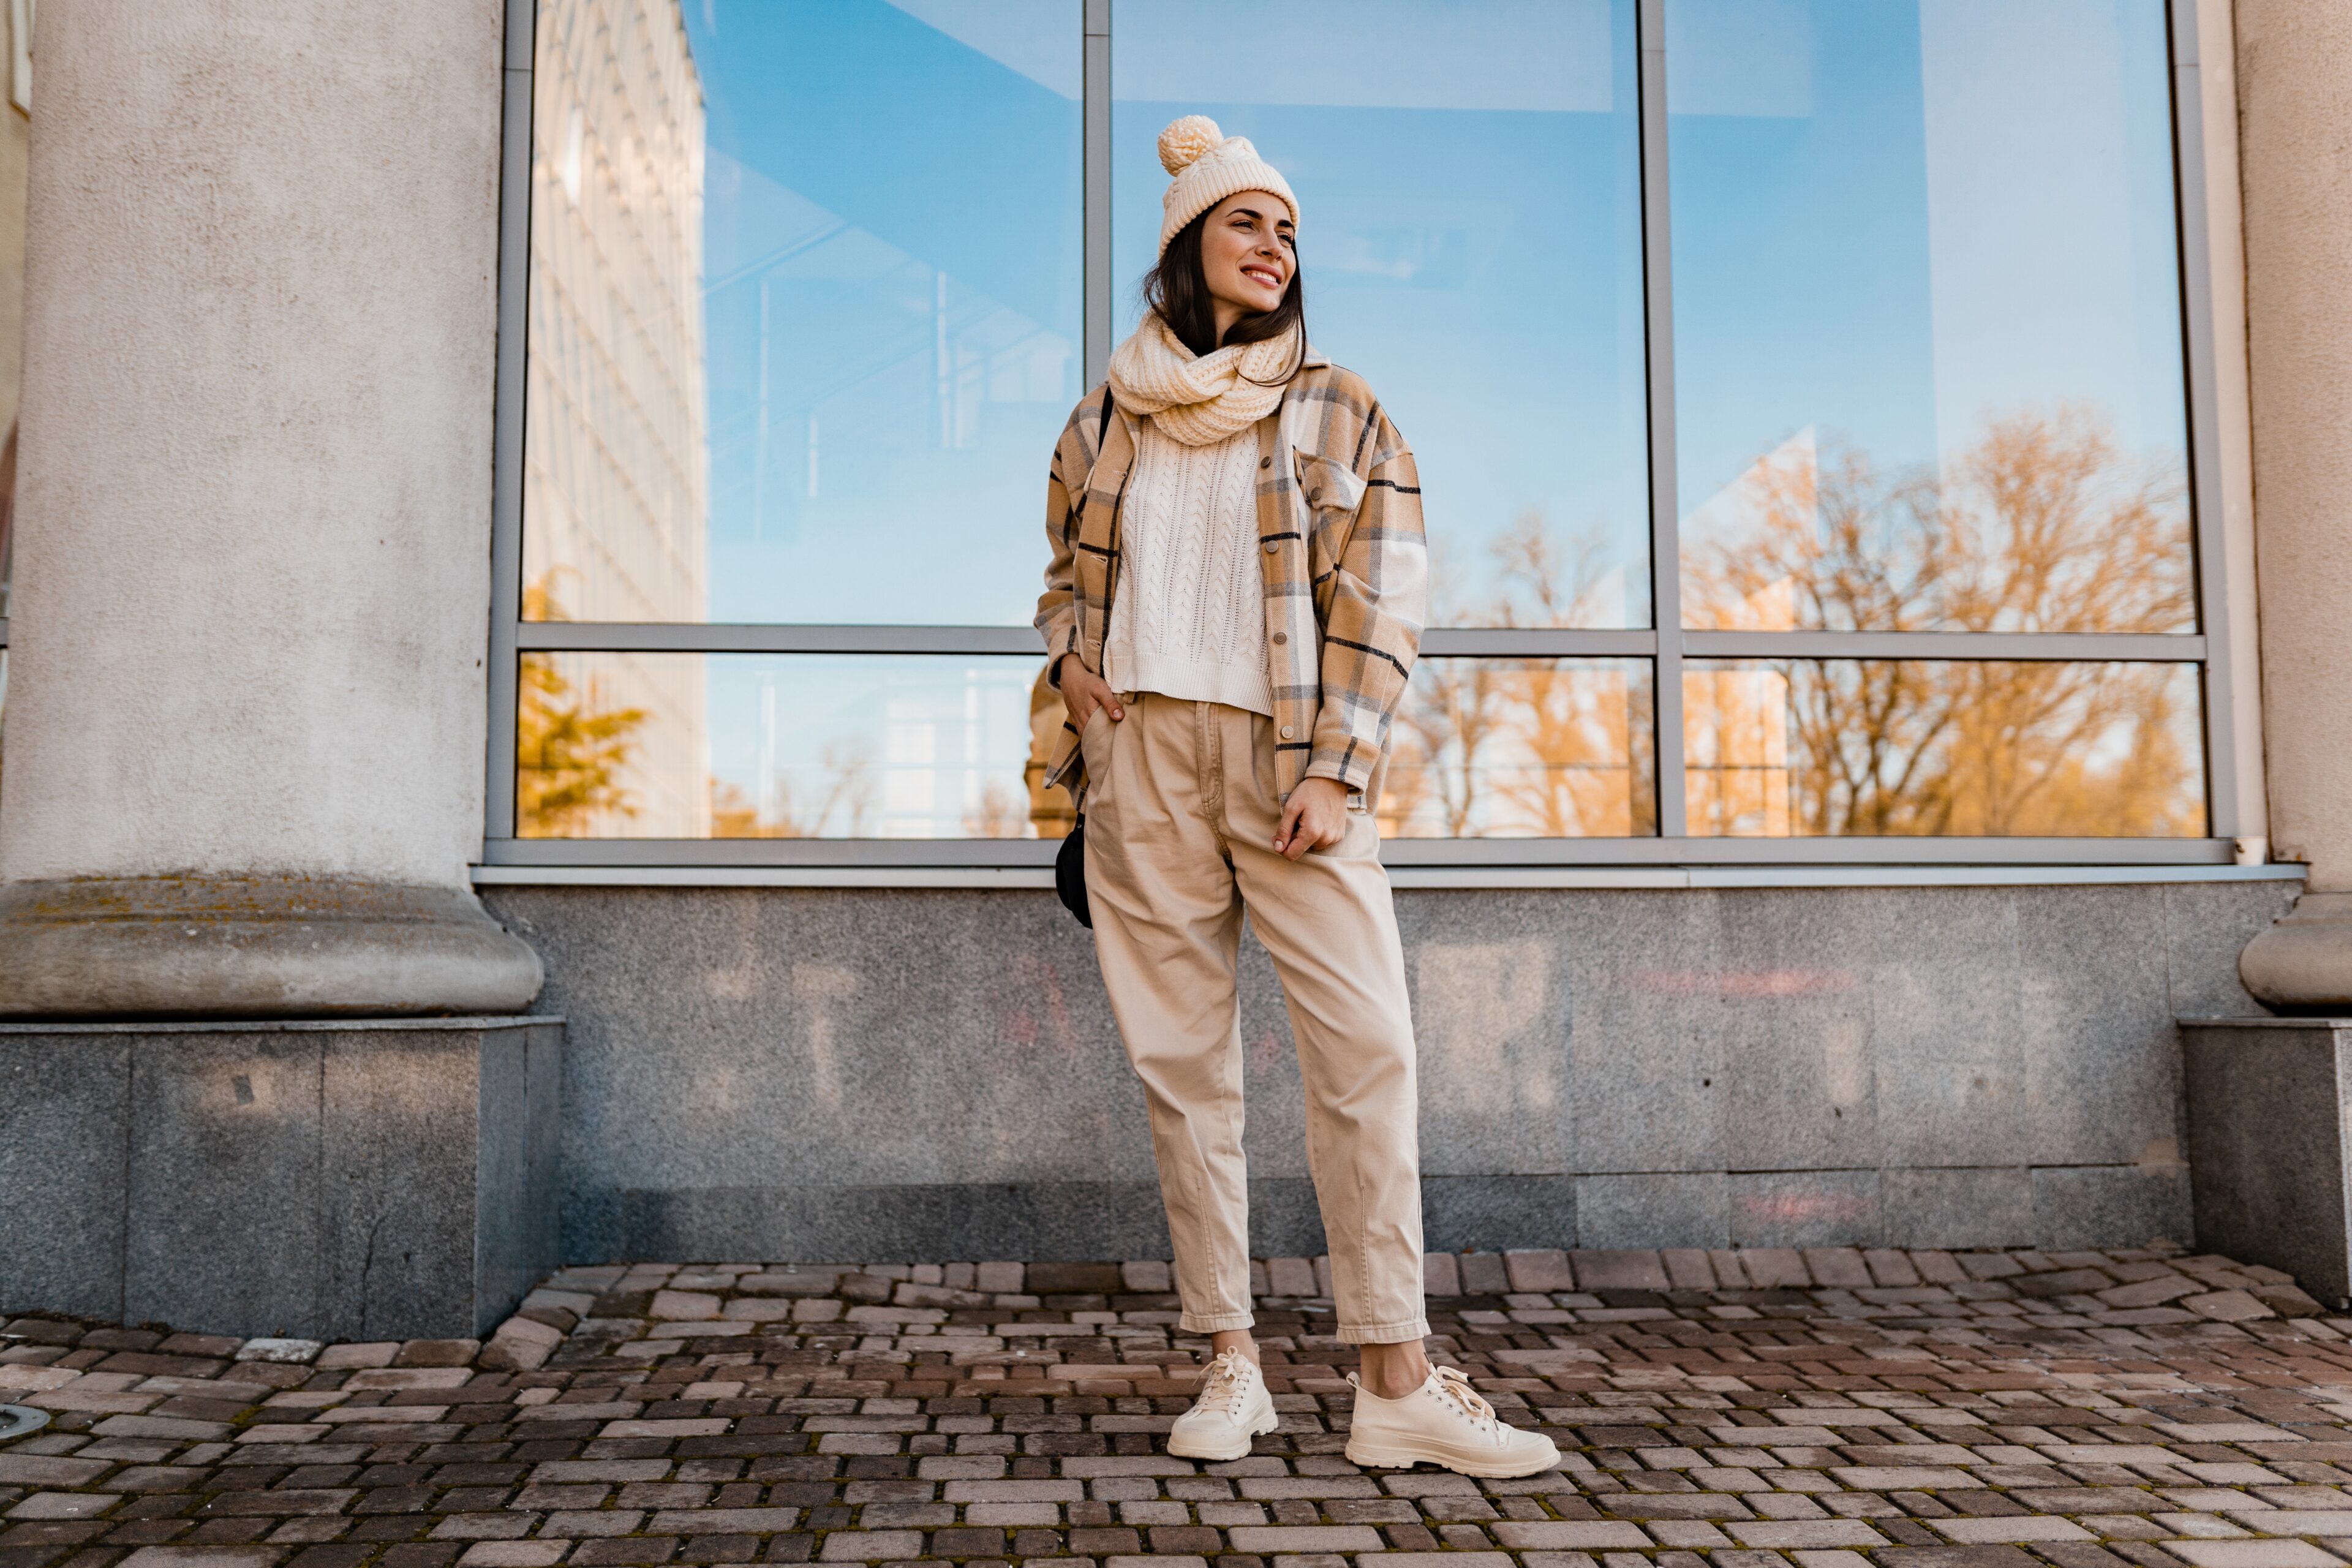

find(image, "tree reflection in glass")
[516,577,651,839]
[1687,658,2202,838]
[1384,658,1656,840]
[1683,407,2193,636]
[1381,518,1656,838]
[1678,405,2203,838]
[523,646,1038,840]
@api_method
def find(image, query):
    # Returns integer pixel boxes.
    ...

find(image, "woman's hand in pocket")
[1274,776,1349,860]
[1058,653,1124,730]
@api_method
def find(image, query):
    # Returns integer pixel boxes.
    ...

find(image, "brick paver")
[7,1246,2352,1568]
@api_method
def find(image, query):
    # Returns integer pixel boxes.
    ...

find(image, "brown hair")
[1141,205,1306,377]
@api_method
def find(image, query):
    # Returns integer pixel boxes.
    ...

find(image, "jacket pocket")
[1295,448,1365,507]
[1293,450,1366,610]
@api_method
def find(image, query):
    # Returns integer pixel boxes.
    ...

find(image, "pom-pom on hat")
[1155,114,1298,257]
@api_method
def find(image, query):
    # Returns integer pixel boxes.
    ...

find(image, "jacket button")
[1263,541,1277,554]
[1280,725,1295,739]
[1258,455,1271,469]
[1272,631,1288,645]
[1309,489,1321,504]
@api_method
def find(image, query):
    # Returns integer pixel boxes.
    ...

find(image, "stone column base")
[0,1016,562,1339]
[0,875,543,1018]
[2182,1016,2352,1308]
[2241,892,2352,1014]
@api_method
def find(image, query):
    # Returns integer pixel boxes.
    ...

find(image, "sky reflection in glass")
[1114,0,1651,630]
[1668,0,2195,634]
[680,0,1080,627]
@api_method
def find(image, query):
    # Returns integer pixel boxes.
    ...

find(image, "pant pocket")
[1247,710,1280,807]
[1079,704,1115,812]
[1324,801,1381,862]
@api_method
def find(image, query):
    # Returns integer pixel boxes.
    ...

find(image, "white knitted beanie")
[1155,115,1298,257]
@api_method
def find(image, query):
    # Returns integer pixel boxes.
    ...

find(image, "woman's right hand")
[1058,652,1125,730]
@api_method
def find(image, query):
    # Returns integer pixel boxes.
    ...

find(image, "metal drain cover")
[0,1404,51,1441]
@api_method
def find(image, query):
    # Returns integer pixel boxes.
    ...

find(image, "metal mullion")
[0,616,9,647]
[475,864,1064,889]
[481,834,2240,870]
[486,837,1060,868]
[1084,0,1111,388]
[1679,631,2208,663]
[1423,628,1656,658]
[2166,0,2240,842]
[1637,0,1687,838]
[485,0,536,845]
[518,626,1670,660]
[471,862,2297,889]
[514,623,1047,655]
[1378,836,2238,868]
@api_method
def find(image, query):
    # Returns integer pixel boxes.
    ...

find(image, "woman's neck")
[1209,300,1245,347]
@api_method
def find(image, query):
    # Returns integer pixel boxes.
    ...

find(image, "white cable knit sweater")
[1102,418,1273,717]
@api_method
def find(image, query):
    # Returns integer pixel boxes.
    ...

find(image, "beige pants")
[1080,693,1428,1344]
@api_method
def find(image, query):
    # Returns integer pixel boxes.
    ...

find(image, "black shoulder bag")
[1055,818,1091,928]
[1056,391,1120,929]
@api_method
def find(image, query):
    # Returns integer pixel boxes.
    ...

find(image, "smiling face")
[1198,190,1296,328]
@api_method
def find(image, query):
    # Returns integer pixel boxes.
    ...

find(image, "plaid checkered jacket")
[1035,353,1428,813]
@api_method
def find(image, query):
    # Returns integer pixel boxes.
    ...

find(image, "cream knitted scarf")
[1107,312,1299,447]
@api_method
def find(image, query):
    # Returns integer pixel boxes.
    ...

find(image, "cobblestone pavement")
[12,1246,2352,1568]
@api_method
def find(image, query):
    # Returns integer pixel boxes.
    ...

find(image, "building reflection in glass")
[524,1,1082,630]
[523,0,711,836]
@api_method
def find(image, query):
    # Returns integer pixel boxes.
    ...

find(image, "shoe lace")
[1430,1365,1498,1433]
[1197,1348,1253,1417]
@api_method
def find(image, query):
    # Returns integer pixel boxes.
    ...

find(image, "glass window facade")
[498,0,2223,861]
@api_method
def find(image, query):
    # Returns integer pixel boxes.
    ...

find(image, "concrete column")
[2234,2,2352,1013]
[0,1,539,1016]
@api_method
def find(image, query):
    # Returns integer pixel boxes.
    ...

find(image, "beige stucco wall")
[2193,0,2269,859]
[2236,1,2352,892]
[0,0,506,889]
[0,98,26,448]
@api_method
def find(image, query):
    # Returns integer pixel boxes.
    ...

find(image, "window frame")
[481,0,2251,872]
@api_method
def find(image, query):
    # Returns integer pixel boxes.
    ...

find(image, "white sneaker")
[1167,1347,1277,1461]
[1344,1364,1561,1477]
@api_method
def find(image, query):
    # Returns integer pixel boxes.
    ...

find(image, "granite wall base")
[481,880,2292,1264]
[0,1017,562,1338]
[2182,1016,2352,1308]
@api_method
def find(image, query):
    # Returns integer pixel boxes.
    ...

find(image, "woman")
[1033,116,1558,1479]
